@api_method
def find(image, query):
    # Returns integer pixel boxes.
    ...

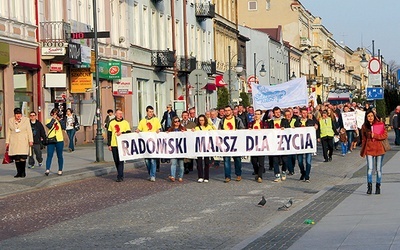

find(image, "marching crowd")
[6,101,395,195]
[106,101,393,195]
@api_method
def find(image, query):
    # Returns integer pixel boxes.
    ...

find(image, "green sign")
[98,60,121,80]
[0,42,10,65]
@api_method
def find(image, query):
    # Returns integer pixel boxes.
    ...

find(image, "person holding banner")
[167,117,187,182]
[284,108,298,176]
[360,110,388,195]
[107,109,131,182]
[295,108,317,182]
[193,114,215,183]
[218,105,245,183]
[136,105,162,182]
[248,109,268,183]
[267,107,290,182]
[317,110,337,162]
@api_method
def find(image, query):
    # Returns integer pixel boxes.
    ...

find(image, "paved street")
[0,132,399,249]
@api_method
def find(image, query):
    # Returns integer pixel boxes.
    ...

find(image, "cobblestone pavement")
[0,140,398,249]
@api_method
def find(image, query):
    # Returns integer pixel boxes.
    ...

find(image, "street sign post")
[368,57,382,87]
[366,87,384,100]
[189,69,208,110]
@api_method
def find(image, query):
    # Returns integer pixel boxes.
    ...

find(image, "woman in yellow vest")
[317,110,337,162]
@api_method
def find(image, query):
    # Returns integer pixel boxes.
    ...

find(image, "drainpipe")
[183,1,189,110]
[171,0,178,100]
[35,0,42,122]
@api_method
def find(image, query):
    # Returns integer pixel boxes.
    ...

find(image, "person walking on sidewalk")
[167,116,186,182]
[136,105,162,182]
[28,111,46,169]
[65,108,78,152]
[360,110,388,195]
[45,108,66,176]
[6,108,33,178]
[107,109,131,182]
[317,110,337,162]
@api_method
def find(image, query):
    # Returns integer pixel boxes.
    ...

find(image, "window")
[13,70,33,118]
[248,1,257,11]
[266,0,271,10]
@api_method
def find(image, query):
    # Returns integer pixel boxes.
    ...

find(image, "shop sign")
[42,47,66,56]
[49,62,63,72]
[68,43,82,64]
[70,68,92,93]
[113,77,133,96]
[99,60,121,80]
[0,42,10,65]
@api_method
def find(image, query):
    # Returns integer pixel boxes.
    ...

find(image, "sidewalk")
[0,144,144,197]
[289,150,400,250]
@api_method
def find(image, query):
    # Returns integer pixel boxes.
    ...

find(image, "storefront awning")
[15,61,41,69]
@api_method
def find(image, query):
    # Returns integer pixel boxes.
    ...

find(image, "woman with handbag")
[360,110,388,195]
[65,108,77,152]
[5,108,33,177]
[45,108,66,176]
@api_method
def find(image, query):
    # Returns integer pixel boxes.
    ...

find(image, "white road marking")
[124,237,152,245]
[182,217,203,222]
[155,226,178,233]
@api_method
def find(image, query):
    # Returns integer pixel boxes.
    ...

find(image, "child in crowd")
[339,128,348,156]
[351,129,359,151]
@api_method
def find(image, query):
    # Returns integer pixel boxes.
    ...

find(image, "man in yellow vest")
[317,110,337,162]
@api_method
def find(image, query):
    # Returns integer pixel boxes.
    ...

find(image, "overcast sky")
[300,0,400,63]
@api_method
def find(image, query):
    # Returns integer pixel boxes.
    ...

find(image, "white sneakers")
[198,178,204,183]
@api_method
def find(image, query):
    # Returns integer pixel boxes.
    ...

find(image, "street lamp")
[290,72,296,80]
[360,53,368,69]
[228,45,243,105]
[92,0,104,162]
[253,53,267,83]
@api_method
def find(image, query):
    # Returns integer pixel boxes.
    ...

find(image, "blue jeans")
[66,129,76,151]
[341,142,348,155]
[46,141,64,171]
[170,158,184,179]
[145,158,157,178]
[346,130,354,150]
[297,153,312,180]
[395,128,400,145]
[366,155,384,184]
[223,156,242,179]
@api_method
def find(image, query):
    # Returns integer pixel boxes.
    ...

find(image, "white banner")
[355,109,365,129]
[252,77,308,110]
[116,128,317,160]
[342,112,357,130]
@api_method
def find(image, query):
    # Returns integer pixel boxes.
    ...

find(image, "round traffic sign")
[368,58,381,74]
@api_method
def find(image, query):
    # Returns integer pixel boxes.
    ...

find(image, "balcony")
[300,37,311,48]
[151,50,176,70]
[310,45,322,55]
[195,3,215,21]
[200,60,216,76]
[323,49,333,59]
[176,56,197,74]
[39,21,71,43]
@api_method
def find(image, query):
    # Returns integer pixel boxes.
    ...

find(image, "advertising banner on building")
[113,77,133,96]
[70,68,92,93]
[341,111,357,130]
[116,127,317,160]
[0,42,10,65]
[99,60,121,80]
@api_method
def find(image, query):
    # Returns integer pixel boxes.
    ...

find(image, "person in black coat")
[28,111,46,168]
[160,104,177,132]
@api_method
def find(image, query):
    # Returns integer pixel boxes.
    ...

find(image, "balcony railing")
[151,50,176,69]
[195,3,215,20]
[323,49,333,59]
[200,60,216,76]
[40,21,71,42]
[300,37,311,48]
[176,56,197,74]
[310,45,322,55]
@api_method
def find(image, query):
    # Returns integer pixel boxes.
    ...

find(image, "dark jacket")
[161,110,177,131]
[237,111,249,128]
[30,120,46,144]
[267,117,290,129]
[218,117,245,130]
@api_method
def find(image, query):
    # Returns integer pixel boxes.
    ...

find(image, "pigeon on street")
[278,198,293,211]
[257,196,266,207]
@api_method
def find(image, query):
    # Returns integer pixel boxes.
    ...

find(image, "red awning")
[204,83,217,91]
[177,95,184,100]
[215,75,226,87]
[16,61,41,69]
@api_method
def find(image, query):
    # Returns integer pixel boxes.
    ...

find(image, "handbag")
[2,146,13,164]
[43,126,57,146]
[74,115,80,131]
[381,138,391,152]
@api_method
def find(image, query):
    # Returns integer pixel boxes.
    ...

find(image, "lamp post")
[290,72,296,80]
[93,0,104,162]
[253,53,267,83]
[227,45,243,105]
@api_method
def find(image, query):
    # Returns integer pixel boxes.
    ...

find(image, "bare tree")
[388,60,400,74]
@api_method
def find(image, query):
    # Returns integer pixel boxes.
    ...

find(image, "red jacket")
[360,122,387,157]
